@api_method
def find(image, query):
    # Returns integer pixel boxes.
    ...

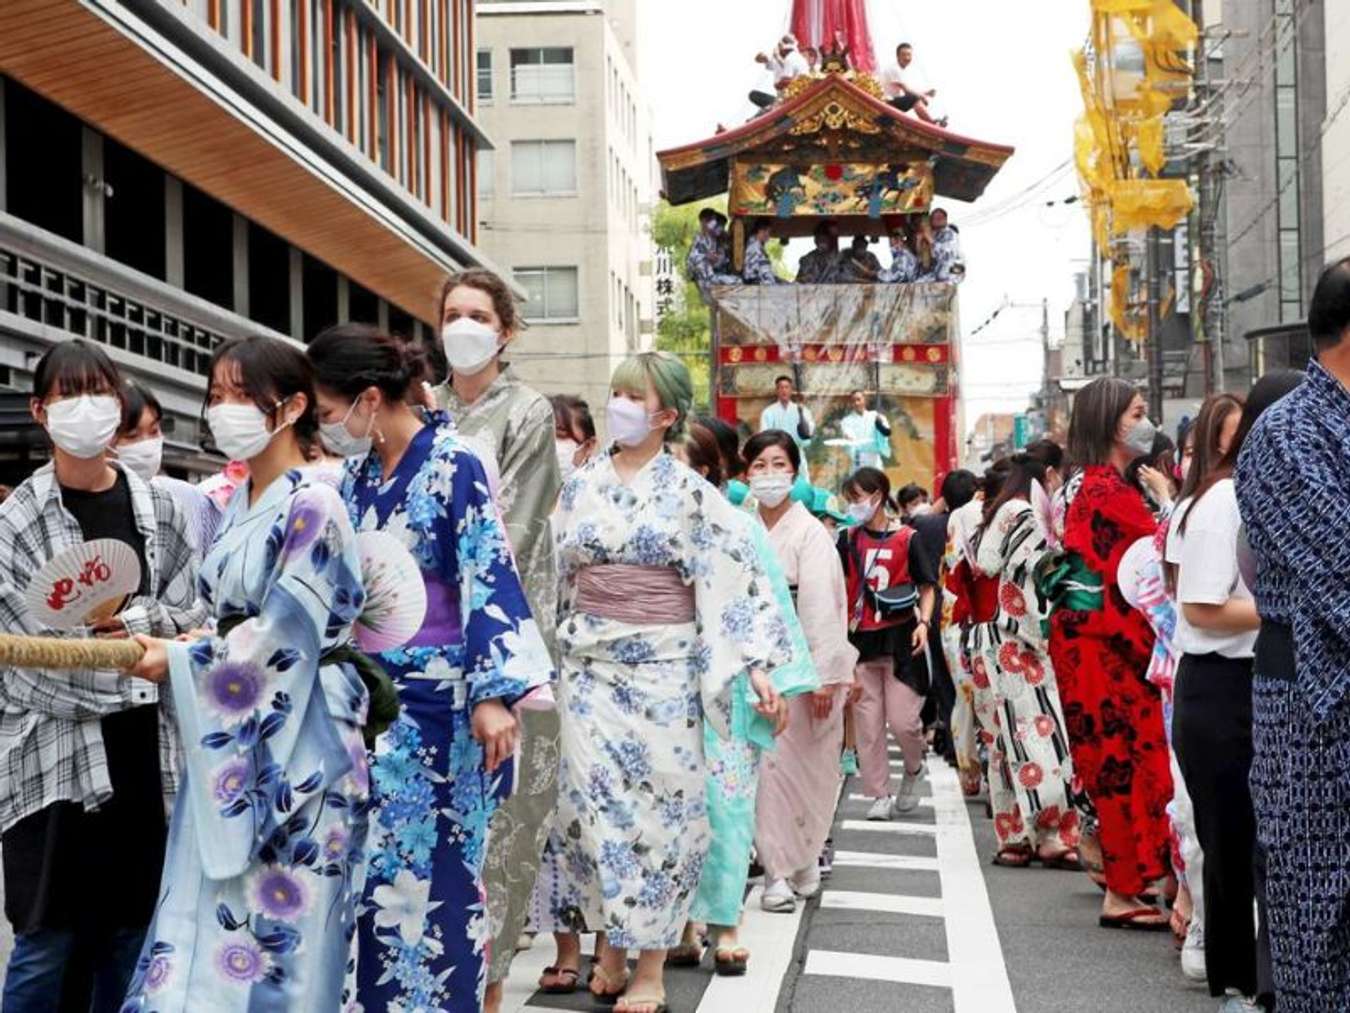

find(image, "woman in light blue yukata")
[307,324,552,1012]
[124,335,372,1011]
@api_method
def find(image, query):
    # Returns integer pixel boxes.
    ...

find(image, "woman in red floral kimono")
[1048,379,1173,931]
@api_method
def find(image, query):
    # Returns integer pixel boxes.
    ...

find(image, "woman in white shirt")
[1166,390,1261,1009]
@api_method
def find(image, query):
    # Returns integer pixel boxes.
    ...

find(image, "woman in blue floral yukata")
[536,351,789,1013]
[307,325,552,1012]
[125,336,372,1011]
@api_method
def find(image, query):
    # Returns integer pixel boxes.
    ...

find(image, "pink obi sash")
[574,565,695,625]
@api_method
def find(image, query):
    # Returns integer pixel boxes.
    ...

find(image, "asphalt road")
[0,758,1217,1012]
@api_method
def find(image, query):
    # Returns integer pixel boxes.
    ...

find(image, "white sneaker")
[893,766,924,814]
[1181,918,1206,982]
[761,877,796,913]
[1217,996,1261,1012]
[789,864,821,899]
[866,796,895,821]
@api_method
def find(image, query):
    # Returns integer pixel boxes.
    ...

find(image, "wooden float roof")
[657,71,1015,210]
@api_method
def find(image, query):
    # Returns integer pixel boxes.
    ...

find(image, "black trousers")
[749,90,775,109]
[1172,651,1258,999]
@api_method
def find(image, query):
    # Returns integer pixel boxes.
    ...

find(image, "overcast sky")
[642,0,1091,435]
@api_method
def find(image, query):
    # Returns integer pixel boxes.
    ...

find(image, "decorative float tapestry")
[731,159,935,219]
[712,283,959,493]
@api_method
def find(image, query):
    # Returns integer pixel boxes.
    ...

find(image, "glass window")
[1276,87,1297,154]
[1275,19,1296,86]
[477,50,493,101]
[250,0,267,71]
[516,267,579,320]
[1279,230,1301,303]
[511,140,577,195]
[509,47,575,103]
[476,148,494,198]
[1277,158,1300,226]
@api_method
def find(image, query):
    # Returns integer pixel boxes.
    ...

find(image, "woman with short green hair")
[534,352,790,1013]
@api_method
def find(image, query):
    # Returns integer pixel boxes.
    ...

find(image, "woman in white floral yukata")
[307,324,552,1012]
[538,351,789,1013]
[125,336,371,1011]
[972,453,1079,868]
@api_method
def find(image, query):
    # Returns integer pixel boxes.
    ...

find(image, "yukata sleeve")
[120,487,206,638]
[1096,479,1158,580]
[793,521,857,686]
[745,518,818,699]
[1001,504,1053,646]
[164,483,365,880]
[690,487,792,739]
[444,446,554,708]
[497,398,562,660]
[1238,426,1350,720]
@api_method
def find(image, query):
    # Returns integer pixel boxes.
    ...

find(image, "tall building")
[1212,0,1325,381]
[473,0,653,408]
[0,0,497,481]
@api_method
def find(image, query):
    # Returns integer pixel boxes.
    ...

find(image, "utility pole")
[1146,227,1165,421]
[1190,0,1225,394]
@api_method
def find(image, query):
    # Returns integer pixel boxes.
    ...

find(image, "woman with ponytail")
[971,454,1079,867]
[306,324,551,1012]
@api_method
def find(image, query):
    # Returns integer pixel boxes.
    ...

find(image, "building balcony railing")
[0,212,290,390]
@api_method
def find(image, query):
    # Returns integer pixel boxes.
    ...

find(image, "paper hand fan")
[354,530,427,652]
[1030,478,1058,549]
[25,539,142,630]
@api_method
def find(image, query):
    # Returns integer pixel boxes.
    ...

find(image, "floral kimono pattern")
[1048,465,1171,897]
[691,510,817,928]
[972,499,1078,853]
[343,419,552,1012]
[536,451,790,949]
[437,371,562,985]
[121,472,370,1012]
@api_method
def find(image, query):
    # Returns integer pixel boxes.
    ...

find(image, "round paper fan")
[25,539,142,630]
[354,530,428,652]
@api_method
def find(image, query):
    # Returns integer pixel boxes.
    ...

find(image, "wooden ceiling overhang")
[0,0,493,323]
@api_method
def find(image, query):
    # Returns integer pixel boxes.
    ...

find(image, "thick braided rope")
[0,634,144,670]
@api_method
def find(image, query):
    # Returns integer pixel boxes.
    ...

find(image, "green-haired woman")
[535,351,790,1013]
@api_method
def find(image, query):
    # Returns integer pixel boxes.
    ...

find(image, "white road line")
[802,949,952,988]
[926,764,1017,1012]
[838,818,938,836]
[695,884,804,1013]
[847,793,933,808]
[832,849,940,872]
[820,890,945,919]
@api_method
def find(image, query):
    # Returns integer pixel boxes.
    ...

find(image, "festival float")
[656,4,1014,491]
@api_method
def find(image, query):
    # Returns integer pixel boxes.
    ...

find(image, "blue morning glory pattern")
[342,419,551,1012]
[121,470,371,1012]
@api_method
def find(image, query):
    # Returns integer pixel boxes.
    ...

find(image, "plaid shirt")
[0,462,204,833]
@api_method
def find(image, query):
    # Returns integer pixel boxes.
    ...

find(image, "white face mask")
[1122,417,1157,458]
[607,397,659,448]
[441,317,501,376]
[750,473,793,508]
[848,496,879,526]
[114,436,164,482]
[207,402,289,462]
[319,395,375,458]
[43,394,121,460]
[556,439,581,481]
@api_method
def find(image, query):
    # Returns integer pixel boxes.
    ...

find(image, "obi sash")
[1034,550,1105,636]
[968,573,1000,625]
[574,565,695,625]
